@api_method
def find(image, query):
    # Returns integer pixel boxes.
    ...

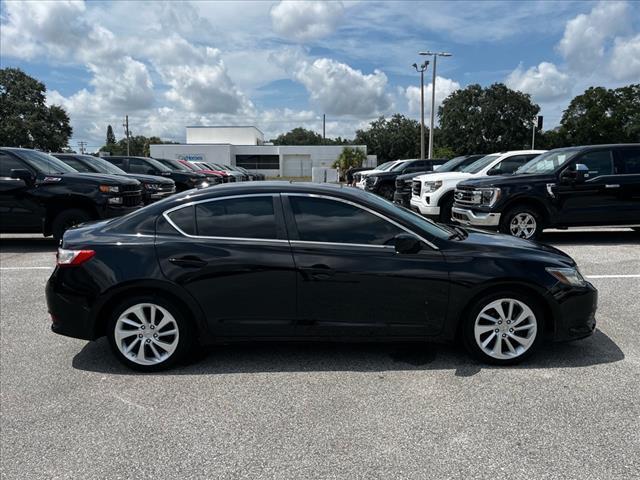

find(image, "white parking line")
[586,274,640,279]
[0,267,53,271]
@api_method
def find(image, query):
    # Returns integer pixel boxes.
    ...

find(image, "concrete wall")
[186,126,264,145]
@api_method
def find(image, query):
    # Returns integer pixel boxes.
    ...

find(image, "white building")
[150,126,372,178]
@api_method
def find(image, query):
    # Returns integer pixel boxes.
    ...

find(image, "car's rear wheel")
[462,292,543,365]
[52,208,92,244]
[500,205,543,240]
[107,296,194,372]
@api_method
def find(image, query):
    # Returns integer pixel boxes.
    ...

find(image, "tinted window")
[109,157,125,168]
[58,157,92,172]
[13,150,76,174]
[577,151,613,176]
[129,158,153,174]
[289,196,403,245]
[166,206,196,235]
[493,155,536,174]
[0,153,28,177]
[618,148,640,174]
[196,196,277,239]
[236,155,279,170]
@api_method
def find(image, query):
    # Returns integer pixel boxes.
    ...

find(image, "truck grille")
[395,178,412,195]
[412,180,421,196]
[121,186,143,207]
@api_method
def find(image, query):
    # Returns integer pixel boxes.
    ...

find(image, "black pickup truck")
[364,158,447,200]
[0,148,142,242]
[393,155,485,207]
[452,144,640,239]
[105,156,209,192]
[53,153,175,205]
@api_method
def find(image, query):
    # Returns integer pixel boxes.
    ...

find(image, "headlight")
[546,267,587,287]
[143,183,160,190]
[99,185,119,193]
[479,187,501,206]
[423,180,442,193]
[200,181,209,188]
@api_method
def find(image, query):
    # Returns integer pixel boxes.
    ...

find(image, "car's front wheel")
[500,205,543,240]
[107,296,194,371]
[462,292,543,365]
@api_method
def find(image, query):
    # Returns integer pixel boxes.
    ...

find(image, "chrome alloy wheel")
[114,303,179,366]
[509,213,537,239]
[474,298,537,360]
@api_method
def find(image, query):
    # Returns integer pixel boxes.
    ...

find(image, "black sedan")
[53,154,176,205]
[46,182,597,371]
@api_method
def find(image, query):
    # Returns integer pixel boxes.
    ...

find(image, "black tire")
[379,184,395,200]
[106,295,195,372]
[461,290,544,366]
[499,205,544,240]
[439,195,454,223]
[52,208,92,244]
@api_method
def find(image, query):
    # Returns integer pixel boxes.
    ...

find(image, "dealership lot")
[1,230,638,479]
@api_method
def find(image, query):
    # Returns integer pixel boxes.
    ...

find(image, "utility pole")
[123,115,131,156]
[532,115,543,149]
[412,61,429,160]
[322,114,326,143]
[77,141,87,154]
[419,51,452,159]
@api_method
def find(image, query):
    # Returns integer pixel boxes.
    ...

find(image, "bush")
[332,147,366,173]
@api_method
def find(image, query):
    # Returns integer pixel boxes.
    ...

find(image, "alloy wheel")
[473,298,537,360]
[114,303,180,366]
[509,212,537,239]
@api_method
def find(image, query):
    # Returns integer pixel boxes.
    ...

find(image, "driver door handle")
[169,256,207,268]
[605,184,620,188]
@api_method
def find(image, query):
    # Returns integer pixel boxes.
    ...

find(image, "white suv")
[354,160,407,189]
[409,150,546,222]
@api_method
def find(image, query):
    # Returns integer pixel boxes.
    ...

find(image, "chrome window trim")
[162,193,288,244]
[284,192,438,250]
[290,240,395,250]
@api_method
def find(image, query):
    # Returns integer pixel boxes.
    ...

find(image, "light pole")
[419,51,452,159]
[412,61,429,160]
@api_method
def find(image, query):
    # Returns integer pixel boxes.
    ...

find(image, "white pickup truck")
[410,150,546,222]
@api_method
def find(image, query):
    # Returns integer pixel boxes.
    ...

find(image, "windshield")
[145,158,172,172]
[158,158,191,171]
[15,150,77,174]
[377,161,399,172]
[516,149,581,174]
[80,156,126,174]
[459,155,500,174]
[438,156,476,173]
[390,161,411,171]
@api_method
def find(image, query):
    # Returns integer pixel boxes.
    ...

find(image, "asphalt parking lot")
[1,230,639,479]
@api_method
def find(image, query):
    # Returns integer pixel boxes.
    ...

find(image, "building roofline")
[186,125,265,136]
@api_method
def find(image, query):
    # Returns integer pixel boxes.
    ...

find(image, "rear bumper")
[451,207,501,227]
[46,272,98,340]
[548,282,598,342]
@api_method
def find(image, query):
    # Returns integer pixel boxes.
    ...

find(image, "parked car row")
[0,148,265,242]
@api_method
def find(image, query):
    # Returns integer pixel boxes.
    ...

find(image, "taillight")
[56,248,95,267]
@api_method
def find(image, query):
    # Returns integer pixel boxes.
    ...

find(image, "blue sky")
[1,0,638,151]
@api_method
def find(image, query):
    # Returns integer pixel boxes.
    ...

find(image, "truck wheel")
[52,209,92,243]
[379,184,394,200]
[439,195,454,223]
[462,291,543,365]
[500,205,543,240]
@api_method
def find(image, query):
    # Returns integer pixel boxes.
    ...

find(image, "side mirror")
[10,169,35,185]
[574,163,589,183]
[394,234,422,254]
[487,168,503,176]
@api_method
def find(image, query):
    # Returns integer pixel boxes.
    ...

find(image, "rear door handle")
[301,263,335,280]
[169,256,207,268]
[605,184,620,188]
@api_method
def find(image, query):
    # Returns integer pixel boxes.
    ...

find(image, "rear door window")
[576,150,614,177]
[288,196,403,246]
[195,196,277,239]
[616,148,640,174]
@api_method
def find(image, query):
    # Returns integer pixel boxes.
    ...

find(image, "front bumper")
[451,207,501,227]
[548,282,598,342]
[410,197,440,216]
[393,191,410,207]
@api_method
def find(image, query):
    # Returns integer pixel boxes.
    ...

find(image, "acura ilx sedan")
[46,182,597,371]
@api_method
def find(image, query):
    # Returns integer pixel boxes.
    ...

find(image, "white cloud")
[289,58,392,116]
[405,76,461,116]
[270,0,344,42]
[506,62,572,101]
[609,34,640,81]
[557,1,632,72]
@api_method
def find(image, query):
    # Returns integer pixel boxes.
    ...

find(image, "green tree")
[100,134,177,156]
[558,85,640,145]
[271,127,324,145]
[438,83,540,154]
[354,114,421,163]
[332,146,366,173]
[106,125,116,145]
[0,68,72,151]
